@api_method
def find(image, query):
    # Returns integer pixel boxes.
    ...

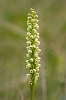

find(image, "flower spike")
[26,8,41,86]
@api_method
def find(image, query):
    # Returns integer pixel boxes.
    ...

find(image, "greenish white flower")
[26,54,29,57]
[28,49,32,53]
[30,69,33,73]
[36,67,39,71]
[26,63,31,68]
[27,74,30,77]
[26,8,41,86]
[29,81,32,85]
[30,58,33,62]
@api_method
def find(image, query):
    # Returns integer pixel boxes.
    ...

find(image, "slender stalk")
[31,82,35,100]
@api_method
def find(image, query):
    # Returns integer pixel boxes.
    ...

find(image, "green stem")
[31,81,35,100]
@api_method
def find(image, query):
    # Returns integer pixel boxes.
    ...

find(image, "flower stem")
[31,81,35,100]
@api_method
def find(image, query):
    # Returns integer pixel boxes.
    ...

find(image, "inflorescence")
[26,8,41,87]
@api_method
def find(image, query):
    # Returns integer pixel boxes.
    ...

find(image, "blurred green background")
[0,0,66,100]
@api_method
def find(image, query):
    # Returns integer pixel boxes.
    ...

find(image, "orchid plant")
[26,8,41,100]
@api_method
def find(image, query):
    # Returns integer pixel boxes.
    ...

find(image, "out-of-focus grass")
[0,0,66,100]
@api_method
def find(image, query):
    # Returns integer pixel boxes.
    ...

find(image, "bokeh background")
[0,0,66,100]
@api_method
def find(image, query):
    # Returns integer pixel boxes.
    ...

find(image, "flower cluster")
[26,8,41,86]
